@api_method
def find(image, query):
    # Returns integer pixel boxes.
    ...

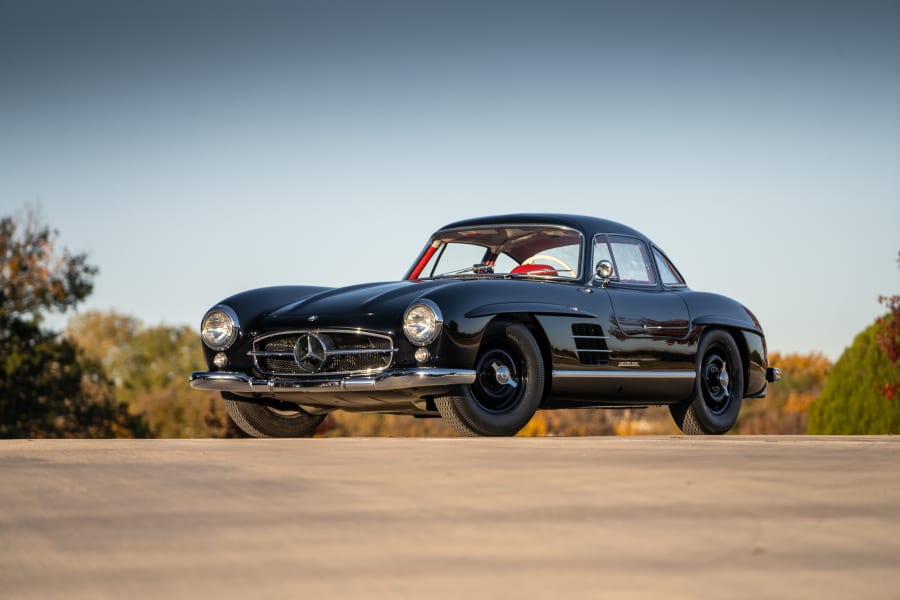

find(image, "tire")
[670,329,744,435]
[435,321,544,436]
[223,394,326,438]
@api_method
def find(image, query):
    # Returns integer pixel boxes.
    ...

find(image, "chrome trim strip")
[189,369,476,394]
[327,347,400,356]
[249,348,398,357]
[573,349,612,353]
[552,370,696,380]
[252,328,394,343]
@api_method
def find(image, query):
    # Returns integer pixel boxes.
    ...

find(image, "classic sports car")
[190,214,780,437]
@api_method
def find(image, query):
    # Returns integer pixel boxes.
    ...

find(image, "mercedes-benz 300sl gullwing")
[190,214,780,437]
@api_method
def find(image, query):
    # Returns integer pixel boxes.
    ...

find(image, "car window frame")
[591,234,661,290]
[419,224,585,281]
[651,245,687,289]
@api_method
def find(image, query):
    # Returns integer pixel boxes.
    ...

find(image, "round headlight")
[201,306,239,351]
[403,300,443,346]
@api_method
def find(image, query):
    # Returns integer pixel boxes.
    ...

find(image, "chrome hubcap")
[703,354,731,410]
[492,362,517,388]
[718,366,730,391]
[472,347,525,413]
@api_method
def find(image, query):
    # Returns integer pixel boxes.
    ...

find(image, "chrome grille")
[572,323,610,365]
[250,329,396,376]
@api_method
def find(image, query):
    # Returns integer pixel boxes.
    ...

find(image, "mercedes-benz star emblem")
[294,333,328,373]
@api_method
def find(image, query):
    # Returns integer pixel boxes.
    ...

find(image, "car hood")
[261,280,460,326]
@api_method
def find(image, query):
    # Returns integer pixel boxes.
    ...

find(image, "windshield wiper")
[435,263,495,277]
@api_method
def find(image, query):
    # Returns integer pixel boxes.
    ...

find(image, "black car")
[191,213,780,437]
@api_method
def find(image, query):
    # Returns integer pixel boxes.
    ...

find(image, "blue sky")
[2,0,898,360]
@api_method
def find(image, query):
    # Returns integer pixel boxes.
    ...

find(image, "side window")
[593,237,613,267]
[593,235,655,285]
[653,247,685,286]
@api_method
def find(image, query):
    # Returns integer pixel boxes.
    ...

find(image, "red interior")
[510,264,557,276]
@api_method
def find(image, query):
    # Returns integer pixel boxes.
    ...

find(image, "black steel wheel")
[223,393,326,438]
[435,321,544,436]
[670,329,744,435]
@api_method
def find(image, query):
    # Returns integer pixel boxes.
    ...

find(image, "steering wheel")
[522,254,576,276]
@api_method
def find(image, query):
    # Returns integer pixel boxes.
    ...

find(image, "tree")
[66,309,230,437]
[1,208,96,323]
[1,206,146,437]
[877,294,899,400]
[736,352,830,434]
[807,321,900,434]
[873,251,900,400]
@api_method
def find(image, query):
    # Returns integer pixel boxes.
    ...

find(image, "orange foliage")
[736,351,831,434]
[318,412,457,437]
[516,412,549,436]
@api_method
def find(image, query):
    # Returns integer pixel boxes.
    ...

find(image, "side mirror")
[595,260,614,287]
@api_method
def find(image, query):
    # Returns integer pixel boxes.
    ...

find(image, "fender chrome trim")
[189,368,476,394]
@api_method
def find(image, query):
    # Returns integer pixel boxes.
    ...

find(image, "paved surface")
[1,436,899,599]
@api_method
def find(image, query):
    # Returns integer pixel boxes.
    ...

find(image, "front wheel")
[435,321,544,436]
[670,329,744,435]
[223,394,326,438]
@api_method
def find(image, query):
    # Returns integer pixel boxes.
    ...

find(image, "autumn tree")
[736,352,830,434]
[66,309,231,437]
[807,320,900,434]
[0,206,146,437]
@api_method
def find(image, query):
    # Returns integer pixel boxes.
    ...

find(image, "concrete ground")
[1,436,898,599]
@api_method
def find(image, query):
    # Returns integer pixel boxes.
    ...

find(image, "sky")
[2,0,898,361]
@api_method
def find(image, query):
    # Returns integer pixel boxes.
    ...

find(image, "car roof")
[438,213,651,244]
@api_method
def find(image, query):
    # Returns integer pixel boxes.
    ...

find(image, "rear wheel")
[223,394,325,438]
[670,329,744,435]
[435,321,544,436]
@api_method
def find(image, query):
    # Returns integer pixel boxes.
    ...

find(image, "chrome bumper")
[189,368,476,395]
[766,367,782,383]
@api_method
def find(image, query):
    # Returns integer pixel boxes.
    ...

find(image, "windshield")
[409,225,583,280]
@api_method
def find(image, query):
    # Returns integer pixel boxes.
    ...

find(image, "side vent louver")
[572,323,610,365]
